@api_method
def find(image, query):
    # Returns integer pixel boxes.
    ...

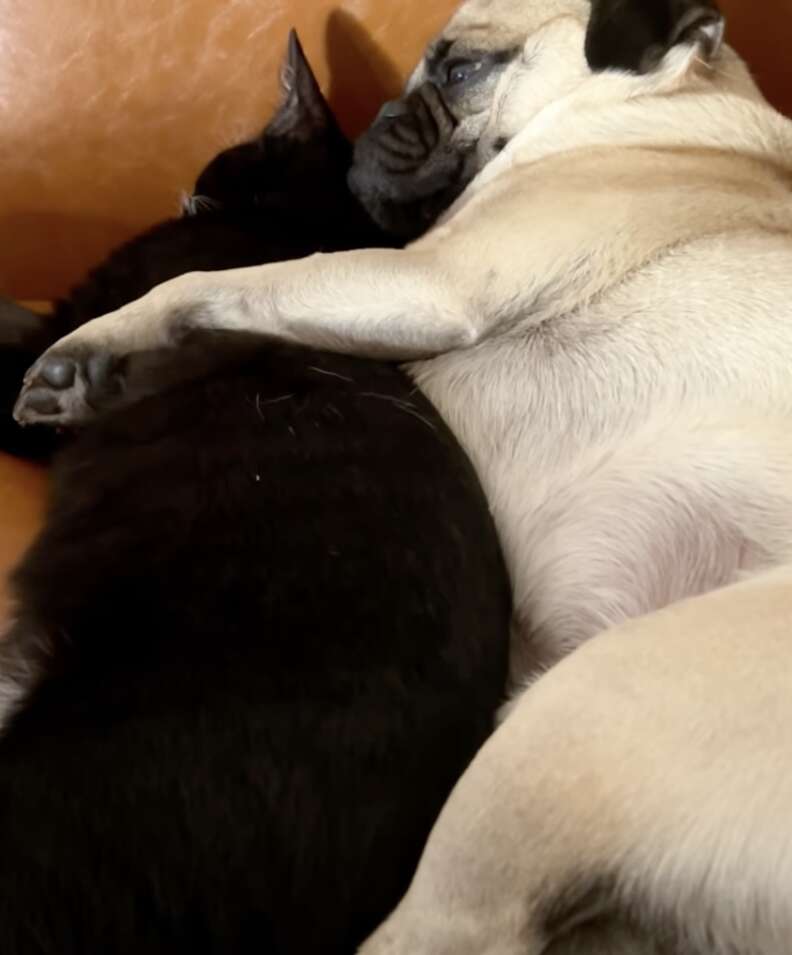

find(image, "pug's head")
[349,0,725,239]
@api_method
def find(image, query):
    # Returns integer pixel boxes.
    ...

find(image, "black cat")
[1,36,392,460]
[0,32,511,955]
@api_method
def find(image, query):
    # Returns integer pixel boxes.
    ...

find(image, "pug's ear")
[585,0,724,74]
[270,29,339,139]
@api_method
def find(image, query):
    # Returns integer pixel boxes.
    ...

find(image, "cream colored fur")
[359,563,792,954]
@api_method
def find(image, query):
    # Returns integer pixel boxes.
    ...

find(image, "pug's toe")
[13,348,123,427]
[37,355,76,389]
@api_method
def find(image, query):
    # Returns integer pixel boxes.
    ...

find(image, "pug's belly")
[416,375,792,676]
[407,255,792,674]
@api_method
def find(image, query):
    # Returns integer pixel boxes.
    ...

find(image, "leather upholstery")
[0,0,459,302]
[0,0,787,303]
[0,0,789,614]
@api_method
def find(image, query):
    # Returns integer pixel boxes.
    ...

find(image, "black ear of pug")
[585,0,725,74]
[270,28,339,140]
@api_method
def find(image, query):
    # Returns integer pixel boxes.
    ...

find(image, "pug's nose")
[376,99,410,122]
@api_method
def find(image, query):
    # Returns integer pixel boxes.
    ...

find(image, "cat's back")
[14,342,507,680]
[2,339,511,955]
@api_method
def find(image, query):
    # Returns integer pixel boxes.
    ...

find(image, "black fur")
[585,0,723,74]
[0,35,511,955]
[0,300,60,457]
[347,82,472,240]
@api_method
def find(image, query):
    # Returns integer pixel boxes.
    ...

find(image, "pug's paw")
[13,348,124,427]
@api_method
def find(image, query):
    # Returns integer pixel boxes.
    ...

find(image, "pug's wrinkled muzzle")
[348,83,472,239]
[351,83,459,198]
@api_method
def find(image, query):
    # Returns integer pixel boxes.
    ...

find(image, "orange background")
[0,0,790,615]
[0,0,789,303]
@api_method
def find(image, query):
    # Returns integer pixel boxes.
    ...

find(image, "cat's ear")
[269,29,338,140]
[585,0,724,74]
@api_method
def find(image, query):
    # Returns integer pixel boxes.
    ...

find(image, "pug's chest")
[409,294,792,656]
[408,324,654,486]
[408,254,792,499]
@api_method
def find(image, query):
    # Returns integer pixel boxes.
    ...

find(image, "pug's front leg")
[13,249,478,427]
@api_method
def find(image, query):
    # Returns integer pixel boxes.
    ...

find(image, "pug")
[15,0,792,681]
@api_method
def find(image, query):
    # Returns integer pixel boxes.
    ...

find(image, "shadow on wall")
[721,0,788,117]
[325,9,404,138]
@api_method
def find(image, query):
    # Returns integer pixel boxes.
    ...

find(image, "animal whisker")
[308,366,354,382]
[255,391,295,419]
[359,392,438,432]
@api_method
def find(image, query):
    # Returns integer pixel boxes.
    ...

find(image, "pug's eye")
[445,59,483,87]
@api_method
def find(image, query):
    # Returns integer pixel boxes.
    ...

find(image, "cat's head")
[183,31,353,218]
